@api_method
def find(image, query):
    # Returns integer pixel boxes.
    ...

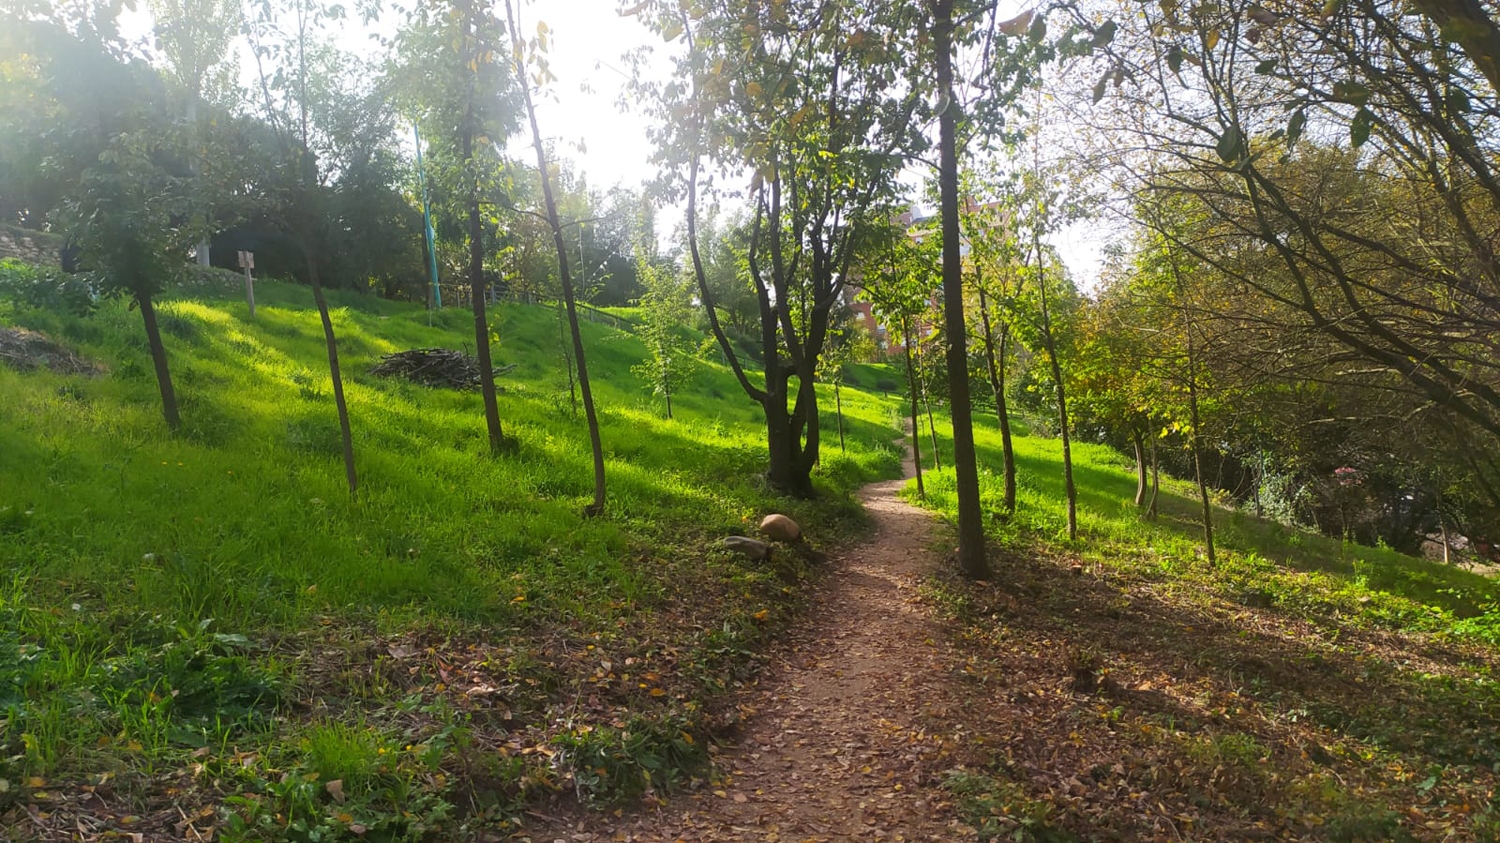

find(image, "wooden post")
[238,250,256,318]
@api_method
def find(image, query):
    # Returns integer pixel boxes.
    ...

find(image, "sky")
[118,0,1106,283]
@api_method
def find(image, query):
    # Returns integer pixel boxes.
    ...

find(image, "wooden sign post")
[237,250,256,318]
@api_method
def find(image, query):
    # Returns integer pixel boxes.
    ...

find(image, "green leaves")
[1445,87,1471,115]
[1331,80,1370,107]
[1286,108,1306,149]
[1166,44,1184,74]
[1215,125,1243,163]
[1091,20,1117,50]
[1350,107,1374,148]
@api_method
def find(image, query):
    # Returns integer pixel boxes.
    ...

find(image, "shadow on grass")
[931,543,1500,839]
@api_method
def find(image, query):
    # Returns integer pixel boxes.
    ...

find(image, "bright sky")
[119,0,1106,283]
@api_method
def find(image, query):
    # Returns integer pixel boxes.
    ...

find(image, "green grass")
[912,410,1500,635]
[0,276,904,838]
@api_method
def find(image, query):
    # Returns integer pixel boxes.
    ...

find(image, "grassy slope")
[913,411,1500,840]
[0,279,904,839]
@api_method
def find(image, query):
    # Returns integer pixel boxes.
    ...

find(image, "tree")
[506,0,606,515]
[1014,148,1080,542]
[817,316,859,454]
[1078,0,1500,520]
[246,0,361,498]
[150,0,241,266]
[63,130,190,430]
[392,0,520,455]
[633,242,695,419]
[641,0,923,497]
[929,0,987,576]
[1110,206,1223,563]
[860,222,940,498]
[963,194,1023,513]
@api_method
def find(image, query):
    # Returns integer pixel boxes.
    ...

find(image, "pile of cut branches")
[370,348,512,391]
[0,326,103,376]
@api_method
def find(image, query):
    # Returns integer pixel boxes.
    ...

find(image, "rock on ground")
[760,513,801,543]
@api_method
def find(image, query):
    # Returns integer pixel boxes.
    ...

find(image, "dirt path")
[526,452,980,842]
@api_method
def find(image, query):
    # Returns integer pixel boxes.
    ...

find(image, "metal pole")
[414,125,442,314]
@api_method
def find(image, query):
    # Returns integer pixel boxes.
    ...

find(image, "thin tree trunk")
[559,301,578,417]
[903,317,925,499]
[1254,454,1263,518]
[1148,438,1160,518]
[1186,332,1216,564]
[137,289,180,431]
[1172,248,1216,562]
[304,238,358,499]
[835,381,845,453]
[1133,429,1148,508]
[978,283,1016,512]
[934,0,986,577]
[1035,244,1076,541]
[1438,485,1451,564]
[465,114,505,455]
[925,386,942,471]
[513,11,604,515]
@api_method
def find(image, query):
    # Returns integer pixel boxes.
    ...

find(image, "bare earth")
[524,452,980,842]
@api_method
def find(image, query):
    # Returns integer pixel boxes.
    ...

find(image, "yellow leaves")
[1205,30,1220,50]
[649,687,666,697]
[752,608,770,621]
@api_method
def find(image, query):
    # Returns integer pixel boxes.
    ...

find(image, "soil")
[522,448,982,841]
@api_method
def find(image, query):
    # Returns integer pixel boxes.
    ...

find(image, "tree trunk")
[1036,250,1076,541]
[1133,429,1148,507]
[925,389,942,471]
[835,381,845,453]
[304,239,358,499]
[902,317,925,499]
[978,283,1016,512]
[1148,438,1160,518]
[465,116,505,455]
[765,392,813,496]
[1254,454,1263,518]
[1186,342,1216,564]
[934,0,987,578]
[137,289,180,431]
[516,45,605,516]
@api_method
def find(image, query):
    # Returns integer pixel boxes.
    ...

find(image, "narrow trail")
[528,451,981,841]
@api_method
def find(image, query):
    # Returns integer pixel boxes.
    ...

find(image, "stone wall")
[0,228,62,267]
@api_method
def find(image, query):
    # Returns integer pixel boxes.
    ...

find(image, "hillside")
[0,276,905,840]
[911,413,1500,839]
[4,274,1500,840]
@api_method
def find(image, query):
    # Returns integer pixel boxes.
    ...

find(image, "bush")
[0,259,98,315]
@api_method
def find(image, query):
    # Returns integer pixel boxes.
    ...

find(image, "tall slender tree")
[391,0,520,455]
[247,0,360,498]
[930,0,987,575]
[506,0,606,515]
